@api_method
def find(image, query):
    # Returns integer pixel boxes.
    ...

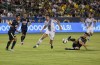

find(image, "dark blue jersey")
[21,17,29,30]
[9,20,19,33]
[77,36,87,48]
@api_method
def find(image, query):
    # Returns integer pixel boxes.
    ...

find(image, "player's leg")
[87,27,91,40]
[21,30,26,45]
[49,31,55,49]
[6,32,13,50]
[65,43,80,50]
[90,27,94,36]
[49,40,53,49]
[65,36,80,50]
[66,36,76,42]
[11,36,17,50]
[33,33,48,48]
[86,27,93,41]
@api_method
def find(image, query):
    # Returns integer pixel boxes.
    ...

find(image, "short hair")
[45,14,52,17]
[16,14,20,17]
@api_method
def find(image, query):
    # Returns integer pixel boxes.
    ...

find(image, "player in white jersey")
[33,15,62,49]
[85,13,96,40]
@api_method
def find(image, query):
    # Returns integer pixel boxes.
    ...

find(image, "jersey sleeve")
[52,19,57,23]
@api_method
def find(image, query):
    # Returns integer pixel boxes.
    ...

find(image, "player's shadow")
[80,49,100,51]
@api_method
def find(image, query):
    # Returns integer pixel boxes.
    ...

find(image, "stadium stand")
[0,0,100,23]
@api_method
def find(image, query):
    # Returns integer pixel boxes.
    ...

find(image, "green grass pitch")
[0,33,100,65]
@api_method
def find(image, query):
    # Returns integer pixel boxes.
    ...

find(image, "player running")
[85,13,96,40]
[20,13,31,45]
[6,15,20,51]
[63,32,90,50]
[33,15,62,49]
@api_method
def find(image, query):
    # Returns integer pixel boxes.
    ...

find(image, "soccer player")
[85,13,96,40]
[6,15,20,51]
[33,15,62,49]
[20,13,31,45]
[64,32,90,50]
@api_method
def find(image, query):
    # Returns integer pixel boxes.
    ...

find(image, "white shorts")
[87,27,94,33]
[45,30,55,40]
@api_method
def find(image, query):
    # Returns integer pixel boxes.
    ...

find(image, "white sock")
[87,36,90,40]
[37,38,43,45]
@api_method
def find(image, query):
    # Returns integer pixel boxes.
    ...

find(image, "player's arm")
[80,18,85,23]
[16,29,21,33]
[27,18,31,26]
[79,38,88,50]
[85,20,90,28]
[15,23,20,33]
[55,19,62,30]
[28,22,31,26]
[84,19,88,28]
[40,25,47,32]
[40,20,48,32]
[7,20,13,27]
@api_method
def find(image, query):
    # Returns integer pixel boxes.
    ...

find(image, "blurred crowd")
[0,0,100,18]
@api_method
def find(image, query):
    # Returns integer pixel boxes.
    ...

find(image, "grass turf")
[0,33,100,65]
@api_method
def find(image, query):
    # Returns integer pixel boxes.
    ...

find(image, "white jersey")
[85,18,95,28]
[44,19,57,40]
[44,19,57,32]
[85,18,95,33]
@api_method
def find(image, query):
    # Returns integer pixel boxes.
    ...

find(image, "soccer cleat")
[9,49,14,52]
[21,42,24,45]
[65,48,70,50]
[51,46,53,49]
[33,45,38,48]
[67,36,71,41]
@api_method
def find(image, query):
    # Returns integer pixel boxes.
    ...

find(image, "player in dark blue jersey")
[6,15,21,51]
[63,32,90,50]
[21,13,31,45]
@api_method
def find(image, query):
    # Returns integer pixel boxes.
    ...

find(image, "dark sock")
[70,38,76,41]
[50,43,53,46]
[6,41,11,50]
[11,41,16,49]
[21,36,25,42]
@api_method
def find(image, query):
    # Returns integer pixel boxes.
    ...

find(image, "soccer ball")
[62,38,68,44]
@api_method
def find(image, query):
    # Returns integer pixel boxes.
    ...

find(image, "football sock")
[37,38,43,45]
[21,36,25,42]
[69,38,76,41]
[6,41,11,50]
[50,40,53,46]
[87,36,90,40]
[11,41,16,49]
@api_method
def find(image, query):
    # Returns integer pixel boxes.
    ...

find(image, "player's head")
[84,32,90,37]
[23,13,27,18]
[45,15,50,21]
[88,13,93,18]
[16,15,20,22]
